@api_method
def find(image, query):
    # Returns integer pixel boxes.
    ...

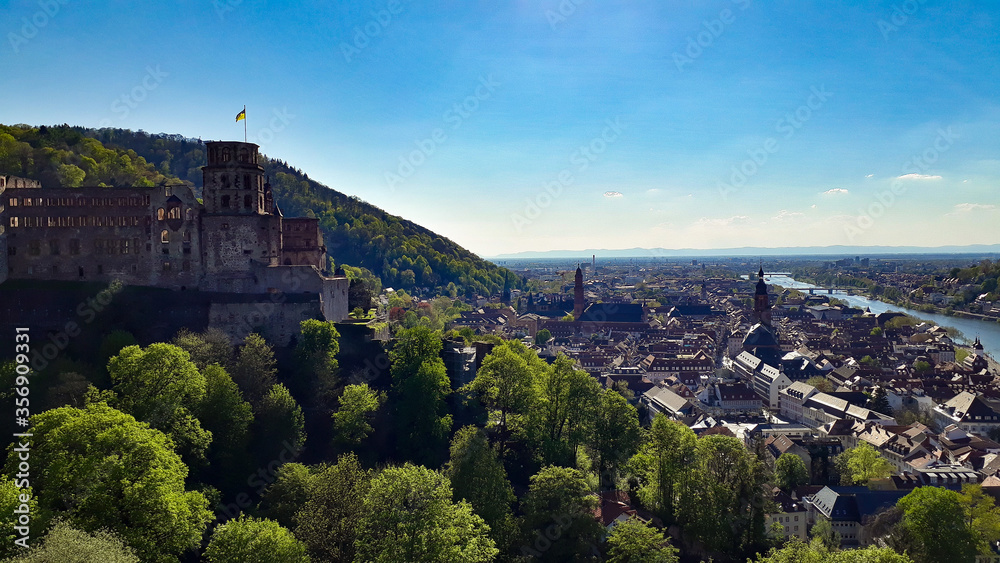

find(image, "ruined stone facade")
[0,143,349,339]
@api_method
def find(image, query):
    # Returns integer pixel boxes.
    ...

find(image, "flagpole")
[243,105,247,143]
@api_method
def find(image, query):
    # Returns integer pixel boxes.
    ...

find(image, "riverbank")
[766,276,1000,359]
[790,275,1000,325]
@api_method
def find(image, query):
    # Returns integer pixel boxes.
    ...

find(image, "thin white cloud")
[865,174,874,178]
[822,188,849,195]
[810,204,817,209]
[773,209,804,221]
[645,188,660,194]
[603,191,623,198]
[896,173,942,181]
[952,203,996,213]
[696,215,751,227]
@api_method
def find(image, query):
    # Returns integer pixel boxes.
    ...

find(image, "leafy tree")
[98,330,138,368]
[445,426,517,554]
[107,343,212,465]
[354,464,497,562]
[0,476,34,559]
[810,517,841,551]
[627,414,697,524]
[4,520,138,563]
[750,538,913,562]
[257,463,316,530]
[171,328,233,371]
[390,327,453,465]
[252,384,306,464]
[8,404,212,563]
[204,515,310,563]
[774,453,810,492]
[466,342,537,457]
[897,486,977,563]
[534,329,552,346]
[913,361,932,373]
[294,453,371,563]
[527,354,600,467]
[959,484,1000,556]
[293,320,342,407]
[196,364,254,494]
[678,435,770,558]
[590,388,642,488]
[869,327,884,337]
[835,442,893,486]
[332,383,383,445]
[230,333,278,406]
[605,517,678,563]
[866,386,892,416]
[519,466,602,562]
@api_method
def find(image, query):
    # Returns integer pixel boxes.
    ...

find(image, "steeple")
[754,266,771,326]
[573,266,584,319]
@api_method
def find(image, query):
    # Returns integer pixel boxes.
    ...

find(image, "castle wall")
[200,214,281,279]
[4,186,203,289]
[208,298,321,347]
[281,217,326,270]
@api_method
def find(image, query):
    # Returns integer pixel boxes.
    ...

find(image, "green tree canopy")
[107,343,212,465]
[354,463,497,562]
[835,442,894,486]
[3,520,139,563]
[445,426,517,554]
[897,486,977,563]
[7,404,212,563]
[519,466,602,562]
[627,414,697,524]
[252,384,306,464]
[230,333,278,406]
[774,453,809,492]
[204,515,310,563]
[605,517,678,563]
[332,383,384,445]
[294,453,371,563]
[256,463,317,531]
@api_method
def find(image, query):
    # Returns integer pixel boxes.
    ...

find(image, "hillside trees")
[7,404,213,562]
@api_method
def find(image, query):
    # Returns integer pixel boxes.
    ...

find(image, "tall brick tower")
[573,266,584,319]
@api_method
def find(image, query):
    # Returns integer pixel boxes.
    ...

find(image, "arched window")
[183,230,191,242]
[244,195,251,209]
[168,207,181,219]
[157,208,164,220]
[222,148,231,162]
[239,148,249,162]
[161,230,169,243]
[244,174,250,189]
[221,174,230,188]
[221,195,231,208]
[185,208,193,220]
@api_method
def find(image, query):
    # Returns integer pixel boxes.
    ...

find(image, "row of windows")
[160,230,192,244]
[156,207,194,221]
[7,196,150,207]
[217,194,262,210]
[218,174,262,190]
[8,216,143,228]
[16,260,190,276]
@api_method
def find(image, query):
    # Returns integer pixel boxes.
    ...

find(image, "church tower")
[573,266,584,319]
[754,266,772,326]
[202,141,272,215]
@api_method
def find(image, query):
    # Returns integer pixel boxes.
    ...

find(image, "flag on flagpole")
[236,108,246,122]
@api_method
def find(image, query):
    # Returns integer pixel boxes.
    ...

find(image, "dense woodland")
[0,124,520,297]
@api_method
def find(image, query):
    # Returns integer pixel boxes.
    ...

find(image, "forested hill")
[0,124,519,296]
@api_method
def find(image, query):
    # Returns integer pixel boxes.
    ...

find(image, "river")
[763,275,1000,359]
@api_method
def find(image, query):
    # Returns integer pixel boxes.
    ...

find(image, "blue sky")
[2,0,998,256]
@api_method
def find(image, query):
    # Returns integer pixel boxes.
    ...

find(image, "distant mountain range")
[490,244,1000,260]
